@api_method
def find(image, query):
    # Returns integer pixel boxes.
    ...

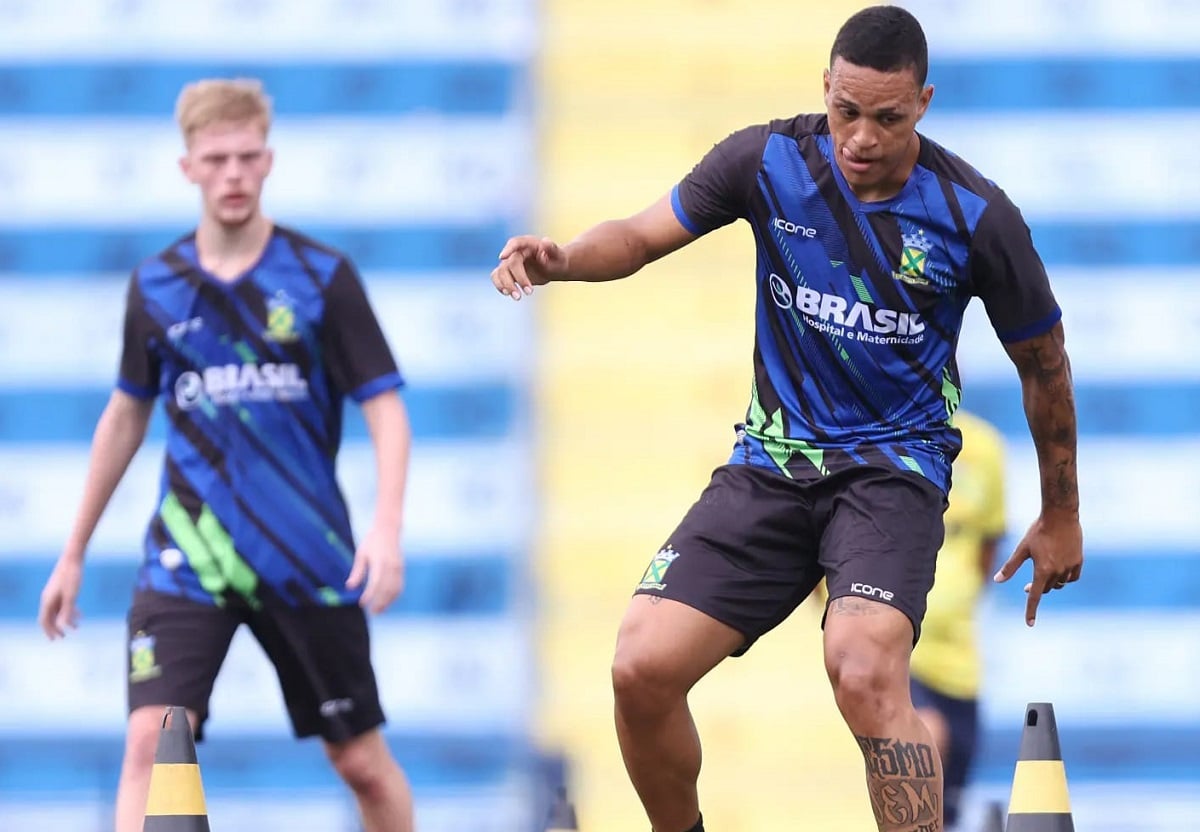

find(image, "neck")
[848,134,922,203]
[195,213,273,280]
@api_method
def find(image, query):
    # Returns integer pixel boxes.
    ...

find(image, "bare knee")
[612,596,742,722]
[326,731,395,799]
[824,607,912,732]
[611,637,685,722]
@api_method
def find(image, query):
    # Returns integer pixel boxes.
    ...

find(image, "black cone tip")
[154,706,198,765]
[1017,702,1063,762]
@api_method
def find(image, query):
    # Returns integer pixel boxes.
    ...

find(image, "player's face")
[180,120,273,228]
[824,58,933,200]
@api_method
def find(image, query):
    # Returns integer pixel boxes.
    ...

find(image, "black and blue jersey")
[118,225,402,608]
[672,114,1059,493]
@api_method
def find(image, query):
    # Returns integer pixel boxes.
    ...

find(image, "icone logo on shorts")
[851,582,895,602]
[768,273,925,337]
[174,362,309,410]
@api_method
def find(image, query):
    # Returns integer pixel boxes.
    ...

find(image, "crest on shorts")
[895,229,932,286]
[264,290,300,343]
[637,545,681,591]
[129,630,162,683]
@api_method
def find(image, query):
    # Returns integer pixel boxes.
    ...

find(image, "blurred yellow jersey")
[909,410,1007,701]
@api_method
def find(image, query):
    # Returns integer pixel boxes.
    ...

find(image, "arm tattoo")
[855,734,941,831]
[1004,322,1079,515]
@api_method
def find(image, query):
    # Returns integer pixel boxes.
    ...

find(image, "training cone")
[1005,703,1074,831]
[981,800,1006,832]
[545,785,579,831]
[143,706,211,831]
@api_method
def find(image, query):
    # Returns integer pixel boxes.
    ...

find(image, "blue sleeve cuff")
[350,371,405,403]
[670,185,704,236]
[997,306,1062,344]
[116,377,157,400]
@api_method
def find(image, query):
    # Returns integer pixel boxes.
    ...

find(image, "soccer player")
[909,410,1007,830]
[491,6,1082,832]
[37,79,414,832]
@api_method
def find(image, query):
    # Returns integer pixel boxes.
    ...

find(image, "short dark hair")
[830,5,928,86]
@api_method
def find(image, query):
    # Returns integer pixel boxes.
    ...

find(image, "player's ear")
[263,147,275,177]
[916,84,934,122]
[178,154,196,183]
[823,67,832,100]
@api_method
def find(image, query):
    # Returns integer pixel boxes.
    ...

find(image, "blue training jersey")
[672,114,1060,493]
[117,225,403,608]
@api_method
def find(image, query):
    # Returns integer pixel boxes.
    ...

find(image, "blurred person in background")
[491,5,1082,832]
[36,78,414,832]
[909,409,1007,831]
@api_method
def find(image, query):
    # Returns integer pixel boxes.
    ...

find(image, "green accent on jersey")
[233,341,256,362]
[159,492,227,602]
[899,455,924,474]
[159,491,260,607]
[794,440,831,476]
[196,504,259,604]
[941,366,962,422]
[747,378,794,475]
[318,586,342,605]
[850,274,874,304]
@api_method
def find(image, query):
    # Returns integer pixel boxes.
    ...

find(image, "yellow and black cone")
[143,706,211,832]
[545,785,579,831]
[1005,702,1074,831]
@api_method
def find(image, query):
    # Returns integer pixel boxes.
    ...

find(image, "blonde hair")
[175,78,273,144]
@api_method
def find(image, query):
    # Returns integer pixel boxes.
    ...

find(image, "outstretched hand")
[490,235,567,300]
[993,513,1083,627]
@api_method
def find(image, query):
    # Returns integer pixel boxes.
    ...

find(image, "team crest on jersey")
[264,290,301,343]
[895,230,932,286]
[129,630,162,683]
[637,545,681,591]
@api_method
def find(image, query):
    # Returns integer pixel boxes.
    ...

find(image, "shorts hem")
[822,591,923,646]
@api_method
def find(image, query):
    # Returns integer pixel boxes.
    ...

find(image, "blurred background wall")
[0,1,1196,831]
[0,2,542,830]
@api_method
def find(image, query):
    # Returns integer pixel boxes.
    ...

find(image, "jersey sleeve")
[116,272,161,399]
[671,124,771,236]
[321,259,404,402]
[969,193,1062,343]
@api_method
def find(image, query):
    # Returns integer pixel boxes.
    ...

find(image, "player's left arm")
[353,390,411,614]
[997,323,1082,621]
[969,194,1083,626]
[322,257,408,613]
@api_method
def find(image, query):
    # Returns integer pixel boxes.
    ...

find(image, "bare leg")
[325,729,414,832]
[825,597,943,832]
[115,706,200,832]
[612,596,744,832]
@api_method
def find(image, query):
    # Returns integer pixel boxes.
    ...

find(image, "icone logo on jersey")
[768,273,925,337]
[174,363,309,410]
[772,217,817,239]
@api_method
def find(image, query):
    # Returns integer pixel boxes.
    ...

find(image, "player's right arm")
[490,195,695,300]
[40,271,160,639]
[39,391,154,639]
[491,124,770,300]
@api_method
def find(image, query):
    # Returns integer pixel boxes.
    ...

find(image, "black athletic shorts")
[126,589,385,743]
[633,463,947,654]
